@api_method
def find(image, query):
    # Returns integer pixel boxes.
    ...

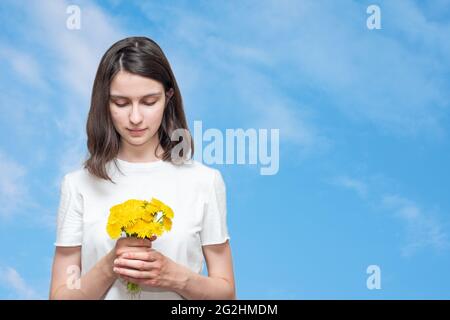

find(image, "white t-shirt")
[54,157,230,300]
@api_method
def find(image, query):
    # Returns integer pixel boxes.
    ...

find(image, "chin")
[127,138,149,145]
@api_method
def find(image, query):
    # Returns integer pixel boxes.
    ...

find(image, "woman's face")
[109,70,170,151]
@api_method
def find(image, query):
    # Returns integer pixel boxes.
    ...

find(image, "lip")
[127,128,147,136]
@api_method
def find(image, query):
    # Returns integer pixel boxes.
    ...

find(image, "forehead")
[110,71,163,98]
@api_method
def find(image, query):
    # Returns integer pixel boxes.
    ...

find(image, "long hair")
[83,36,194,183]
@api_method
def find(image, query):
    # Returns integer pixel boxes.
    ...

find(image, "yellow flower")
[152,221,164,237]
[162,216,172,231]
[163,205,174,219]
[106,197,174,240]
[150,197,174,219]
[106,222,122,239]
[106,196,174,296]
[125,219,150,238]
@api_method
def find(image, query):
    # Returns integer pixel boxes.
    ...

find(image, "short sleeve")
[200,169,230,246]
[54,174,83,246]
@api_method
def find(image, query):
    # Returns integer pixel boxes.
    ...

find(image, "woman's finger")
[114,257,159,271]
[114,266,153,279]
[119,250,158,262]
[116,245,153,257]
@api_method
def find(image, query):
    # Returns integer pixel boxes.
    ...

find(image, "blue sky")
[0,0,449,299]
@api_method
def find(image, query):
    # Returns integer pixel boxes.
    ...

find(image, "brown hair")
[83,36,194,183]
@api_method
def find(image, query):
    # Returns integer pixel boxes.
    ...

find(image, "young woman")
[49,36,235,300]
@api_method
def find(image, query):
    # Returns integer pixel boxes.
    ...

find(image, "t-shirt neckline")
[115,157,165,172]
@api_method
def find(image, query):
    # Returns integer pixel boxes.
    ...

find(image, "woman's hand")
[110,236,157,278]
[113,248,189,291]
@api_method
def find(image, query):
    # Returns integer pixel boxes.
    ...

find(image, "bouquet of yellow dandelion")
[106,197,174,296]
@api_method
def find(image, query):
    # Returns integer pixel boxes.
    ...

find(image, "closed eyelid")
[110,97,158,103]
[142,99,158,104]
[111,100,157,108]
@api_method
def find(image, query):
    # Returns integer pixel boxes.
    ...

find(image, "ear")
[166,88,174,100]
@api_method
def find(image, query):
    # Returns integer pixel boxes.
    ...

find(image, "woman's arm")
[49,246,116,299]
[114,240,236,299]
[49,237,155,299]
[176,240,236,300]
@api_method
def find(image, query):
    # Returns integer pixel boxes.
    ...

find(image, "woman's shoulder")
[61,166,93,188]
[170,160,224,196]
[165,160,223,193]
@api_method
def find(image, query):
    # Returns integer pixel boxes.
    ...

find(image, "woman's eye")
[112,101,155,107]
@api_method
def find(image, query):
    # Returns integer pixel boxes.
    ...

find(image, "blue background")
[0,0,449,299]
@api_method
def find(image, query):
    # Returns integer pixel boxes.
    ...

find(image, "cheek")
[147,111,163,123]
[145,106,165,124]
[109,106,118,120]
[110,109,126,124]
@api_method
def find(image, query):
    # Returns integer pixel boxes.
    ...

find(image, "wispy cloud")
[0,46,45,88]
[382,194,449,257]
[0,150,50,226]
[234,67,329,156]
[331,175,368,198]
[28,0,124,97]
[332,173,449,256]
[0,266,42,299]
[284,0,450,137]
[0,151,27,218]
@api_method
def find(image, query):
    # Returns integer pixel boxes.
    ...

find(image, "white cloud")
[278,0,449,137]
[382,194,449,257]
[233,67,329,155]
[0,46,45,88]
[0,266,42,299]
[332,175,368,198]
[0,150,53,227]
[0,152,27,218]
[29,0,124,97]
[331,174,449,256]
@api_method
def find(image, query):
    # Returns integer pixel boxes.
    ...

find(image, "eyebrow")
[109,92,162,99]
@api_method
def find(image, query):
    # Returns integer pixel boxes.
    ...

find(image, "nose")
[129,103,144,125]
